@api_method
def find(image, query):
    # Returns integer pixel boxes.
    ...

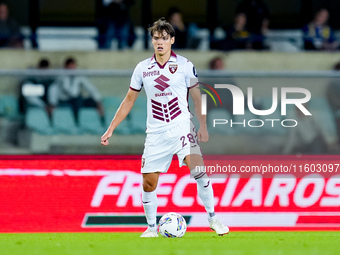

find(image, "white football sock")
[142,189,158,231]
[192,170,215,218]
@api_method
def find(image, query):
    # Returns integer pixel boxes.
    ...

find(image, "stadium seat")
[0,99,3,116]
[213,27,226,41]
[309,97,331,111]
[207,108,236,135]
[78,108,106,135]
[265,29,303,52]
[25,107,55,135]
[282,98,337,142]
[313,109,338,142]
[102,96,135,134]
[260,97,286,135]
[195,28,210,51]
[309,98,337,140]
[233,109,261,135]
[104,108,131,135]
[102,96,122,112]
[132,26,145,51]
[129,107,147,134]
[37,27,98,51]
[20,26,32,49]
[0,95,19,119]
[52,107,81,135]
[134,95,147,110]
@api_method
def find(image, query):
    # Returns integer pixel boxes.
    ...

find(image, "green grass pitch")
[1,231,340,255]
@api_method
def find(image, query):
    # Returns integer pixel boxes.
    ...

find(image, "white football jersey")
[130,51,198,133]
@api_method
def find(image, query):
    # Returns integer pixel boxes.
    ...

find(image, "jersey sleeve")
[130,63,143,92]
[185,60,199,88]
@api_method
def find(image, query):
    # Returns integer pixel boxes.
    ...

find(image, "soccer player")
[101,18,229,237]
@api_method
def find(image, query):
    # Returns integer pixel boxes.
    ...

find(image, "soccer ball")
[158,212,187,238]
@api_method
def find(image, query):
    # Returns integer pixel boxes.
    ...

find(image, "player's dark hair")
[209,57,223,70]
[334,61,340,71]
[38,58,50,69]
[167,7,181,18]
[148,17,175,38]
[64,57,76,67]
[314,7,329,19]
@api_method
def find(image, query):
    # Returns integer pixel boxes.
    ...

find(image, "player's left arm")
[190,86,209,142]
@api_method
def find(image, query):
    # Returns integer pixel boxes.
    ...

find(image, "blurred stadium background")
[1,0,340,235]
[1,0,340,155]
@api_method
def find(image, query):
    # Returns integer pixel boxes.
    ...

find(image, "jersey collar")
[150,51,177,69]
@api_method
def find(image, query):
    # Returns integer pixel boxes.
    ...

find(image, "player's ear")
[171,36,175,45]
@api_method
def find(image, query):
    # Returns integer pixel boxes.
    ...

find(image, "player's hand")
[101,130,112,146]
[197,127,209,143]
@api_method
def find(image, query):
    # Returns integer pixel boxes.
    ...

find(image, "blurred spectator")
[327,62,340,144]
[205,56,237,114]
[236,0,270,50]
[19,58,54,114]
[224,13,252,50]
[167,7,187,49]
[302,8,338,51]
[327,62,340,112]
[96,0,135,50]
[0,2,23,48]
[167,7,201,49]
[209,56,225,70]
[283,105,337,154]
[48,57,104,118]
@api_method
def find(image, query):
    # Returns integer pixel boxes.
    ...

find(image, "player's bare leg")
[184,154,229,236]
[140,172,160,237]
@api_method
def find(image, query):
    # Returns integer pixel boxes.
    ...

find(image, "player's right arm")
[101,89,139,145]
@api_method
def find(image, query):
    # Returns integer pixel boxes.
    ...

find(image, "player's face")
[66,62,77,69]
[0,4,8,21]
[315,9,329,25]
[152,30,174,56]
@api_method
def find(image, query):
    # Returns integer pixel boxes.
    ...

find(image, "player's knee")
[142,173,159,192]
[143,177,157,192]
[143,182,157,192]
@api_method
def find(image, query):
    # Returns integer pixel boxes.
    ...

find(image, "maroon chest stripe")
[151,99,162,107]
[168,97,178,105]
[171,110,182,120]
[152,110,163,116]
[153,115,164,121]
[169,101,178,111]
[152,105,162,112]
[170,106,180,116]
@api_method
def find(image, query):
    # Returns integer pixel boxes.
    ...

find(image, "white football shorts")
[141,120,202,173]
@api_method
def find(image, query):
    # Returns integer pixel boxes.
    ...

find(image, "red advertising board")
[0,155,339,233]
